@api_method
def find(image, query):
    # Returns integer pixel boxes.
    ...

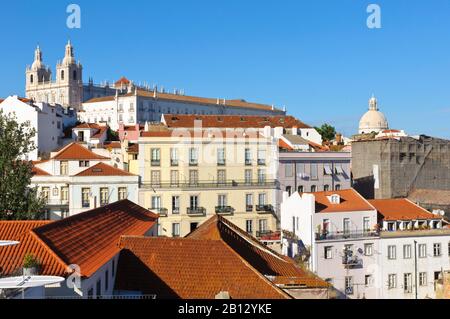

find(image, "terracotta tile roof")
[31,165,51,176]
[0,221,67,277]
[83,96,116,103]
[103,141,122,149]
[0,98,4,104]
[188,215,328,288]
[278,138,294,151]
[163,114,310,129]
[75,162,136,177]
[310,189,375,213]
[115,77,131,86]
[32,200,158,277]
[126,143,139,153]
[116,237,290,299]
[52,143,110,160]
[368,198,438,221]
[141,128,264,139]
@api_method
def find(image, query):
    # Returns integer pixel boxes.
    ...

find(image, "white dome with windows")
[358,95,389,134]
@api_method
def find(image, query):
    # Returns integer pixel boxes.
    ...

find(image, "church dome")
[31,46,43,70]
[358,95,389,134]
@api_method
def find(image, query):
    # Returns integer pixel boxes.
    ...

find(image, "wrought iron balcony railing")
[187,207,206,216]
[315,231,379,241]
[215,206,235,215]
[256,204,275,214]
[151,208,168,217]
[142,180,278,190]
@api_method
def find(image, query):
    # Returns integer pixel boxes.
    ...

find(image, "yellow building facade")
[131,128,280,237]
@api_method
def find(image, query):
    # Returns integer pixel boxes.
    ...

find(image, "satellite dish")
[0,276,65,289]
[0,241,20,247]
[357,248,364,255]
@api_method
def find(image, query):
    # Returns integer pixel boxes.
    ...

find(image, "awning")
[335,166,344,174]
[324,165,332,175]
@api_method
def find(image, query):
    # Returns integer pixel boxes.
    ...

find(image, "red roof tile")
[32,200,158,277]
[75,162,136,177]
[52,143,110,160]
[369,198,438,221]
[163,115,311,129]
[115,77,131,86]
[116,237,290,299]
[310,189,375,213]
[31,165,51,176]
[0,221,67,277]
[103,141,121,149]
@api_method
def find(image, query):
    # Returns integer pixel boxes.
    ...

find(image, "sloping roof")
[32,200,158,277]
[408,189,450,206]
[75,162,136,177]
[0,221,67,277]
[310,189,375,213]
[115,77,131,86]
[52,143,110,160]
[31,165,51,176]
[187,215,329,288]
[85,89,284,112]
[103,141,122,149]
[163,115,310,129]
[116,237,290,299]
[368,198,438,221]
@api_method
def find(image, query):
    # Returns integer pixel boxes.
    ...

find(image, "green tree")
[0,111,45,220]
[315,123,337,142]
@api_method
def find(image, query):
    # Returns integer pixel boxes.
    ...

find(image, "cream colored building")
[131,127,280,237]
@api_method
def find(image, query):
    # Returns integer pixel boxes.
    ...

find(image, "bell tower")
[56,40,83,108]
[25,46,51,99]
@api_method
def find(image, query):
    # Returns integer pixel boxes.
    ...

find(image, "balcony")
[245,159,252,166]
[257,159,266,166]
[189,161,198,167]
[45,199,69,206]
[170,160,179,167]
[315,231,379,241]
[342,254,363,269]
[246,205,253,212]
[256,204,275,214]
[217,160,226,166]
[151,160,160,167]
[256,230,273,238]
[142,180,278,190]
[187,207,206,216]
[172,208,180,215]
[151,208,168,217]
[215,206,235,216]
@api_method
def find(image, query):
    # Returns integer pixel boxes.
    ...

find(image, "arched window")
[311,185,317,192]
[30,74,34,84]
[335,184,341,191]
[286,186,292,196]
[73,70,77,80]
[324,184,330,192]
[298,185,304,193]
[61,70,65,80]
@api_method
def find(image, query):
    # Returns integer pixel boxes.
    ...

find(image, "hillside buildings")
[31,143,139,219]
[281,188,450,299]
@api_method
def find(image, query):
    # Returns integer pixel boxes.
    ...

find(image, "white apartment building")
[281,188,450,299]
[31,142,139,219]
[0,95,75,160]
[79,82,286,131]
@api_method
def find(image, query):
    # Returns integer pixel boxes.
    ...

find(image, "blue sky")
[1,0,450,138]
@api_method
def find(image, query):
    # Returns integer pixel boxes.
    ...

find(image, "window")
[310,185,317,192]
[151,196,161,209]
[258,193,266,206]
[61,70,65,80]
[245,148,252,165]
[111,259,115,277]
[286,186,292,196]
[433,243,441,257]
[246,194,253,212]
[218,194,227,207]
[189,170,198,186]
[285,163,293,177]
[30,74,34,84]
[257,169,266,184]
[364,243,373,256]
[117,187,127,201]
[60,161,68,175]
[335,184,341,191]
[41,187,50,203]
[170,148,178,166]
[189,148,198,166]
[172,196,180,214]
[404,273,412,293]
[61,186,69,203]
[419,272,427,286]
[403,244,412,259]
[343,218,350,234]
[87,288,94,299]
[217,148,226,165]
[246,220,253,233]
[217,170,226,185]
[323,184,330,192]
[310,163,318,180]
[73,70,77,81]
[324,165,332,175]
[363,217,370,232]
[79,161,89,167]
[170,170,179,187]
[151,171,161,187]
[388,274,397,289]
[324,246,333,259]
[100,188,109,206]
[81,188,90,208]
[345,276,353,295]
[151,148,161,166]
[245,170,252,185]
[172,223,180,237]
[96,280,101,298]
[388,245,397,260]
[419,244,427,258]
[259,219,268,232]
[257,149,266,165]
[190,196,199,209]
[365,275,373,287]
[298,185,304,193]
[448,242,450,256]
[105,270,109,292]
